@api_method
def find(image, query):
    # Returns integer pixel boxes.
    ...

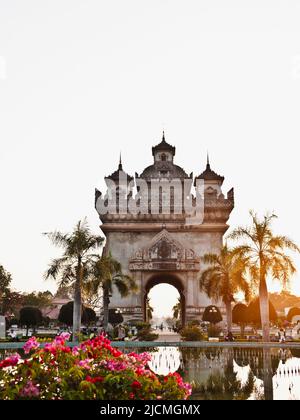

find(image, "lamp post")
[209,306,218,315]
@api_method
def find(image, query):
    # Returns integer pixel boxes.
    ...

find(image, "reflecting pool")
[129,346,300,400]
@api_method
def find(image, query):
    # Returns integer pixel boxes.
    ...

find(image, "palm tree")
[146,297,154,321]
[200,244,249,334]
[44,219,104,341]
[172,297,182,320]
[87,254,137,331]
[229,211,300,341]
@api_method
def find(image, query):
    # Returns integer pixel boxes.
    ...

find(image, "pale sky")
[1,1,300,303]
[149,284,180,319]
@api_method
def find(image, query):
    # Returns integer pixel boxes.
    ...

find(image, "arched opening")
[143,274,186,327]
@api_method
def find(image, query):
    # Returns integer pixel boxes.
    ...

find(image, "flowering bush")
[0,334,191,400]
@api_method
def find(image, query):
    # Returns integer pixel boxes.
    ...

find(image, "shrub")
[130,322,159,341]
[247,298,277,325]
[0,334,191,400]
[108,309,123,327]
[19,307,42,335]
[82,307,97,325]
[58,301,77,326]
[202,306,222,325]
[187,320,200,327]
[135,322,151,331]
[180,325,204,341]
[136,329,159,341]
[58,302,96,326]
[287,307,300,322]
[207,324,222,338]
[232,303,248,337]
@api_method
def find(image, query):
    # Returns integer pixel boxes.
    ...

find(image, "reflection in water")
[145,346,300,400]
[148,346,181,375]
[263,349,273,400]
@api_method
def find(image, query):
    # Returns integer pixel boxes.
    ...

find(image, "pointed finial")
[118,152,123,170]
[162,130,166,142]
[207,152,210,169]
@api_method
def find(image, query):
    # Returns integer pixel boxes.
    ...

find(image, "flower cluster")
[23,337,40,354]
[20,380,40,398]
[0,353,20,369]
[0,334,191,400]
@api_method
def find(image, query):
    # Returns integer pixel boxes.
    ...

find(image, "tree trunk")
[103,285,110,332]
[240,324,245,338]
[259,269,270,342]
[225,300,232,335]
[72,257,82,342]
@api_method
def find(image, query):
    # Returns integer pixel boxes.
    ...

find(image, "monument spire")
[118,152,123,170]
[207,152,210,169]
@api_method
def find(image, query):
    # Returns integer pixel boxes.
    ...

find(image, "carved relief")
[129,229,199,272]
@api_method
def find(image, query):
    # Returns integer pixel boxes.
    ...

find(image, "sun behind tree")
[200,244,250,334]
[229,211,300,342]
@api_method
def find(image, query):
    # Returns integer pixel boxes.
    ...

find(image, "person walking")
[117,325,126,341]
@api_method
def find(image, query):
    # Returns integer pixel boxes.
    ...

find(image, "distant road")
[155,330,181,342]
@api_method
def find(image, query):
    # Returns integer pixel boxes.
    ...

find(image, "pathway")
[155,330,181,342]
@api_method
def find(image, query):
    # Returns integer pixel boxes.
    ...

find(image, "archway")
[143,274,186,327]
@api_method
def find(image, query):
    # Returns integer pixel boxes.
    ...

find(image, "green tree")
[86,254,137,331]
[82,307,97,326]
[232,303,248,337]
[0,265,12,315]
[200,244,249,334]
[247,298,277,327]
[58,301,79,326]
[202,305,223,325]
[22,291,53,308]
[44,219,104,341]
[229,212,299,341]
[19,306,42,336]
[108,308,124,327]
[58,301,96,326]
[287,306,300,322]
[1,291,24,318]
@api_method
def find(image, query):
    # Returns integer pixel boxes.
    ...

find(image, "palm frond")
[44,257,69,280]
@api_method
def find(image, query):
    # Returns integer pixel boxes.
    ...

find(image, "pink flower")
[20,380,39,398]
[23,337,39,354]
[59,332,71,341]
[128,352,151,364]
[9,353,21,365]
[78,359,92,370]
[101,360,127,371]
[72,346,79,355]
[44,343,54,351]
[182,382,192,397]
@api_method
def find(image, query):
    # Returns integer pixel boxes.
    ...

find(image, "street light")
[209,306,218,314]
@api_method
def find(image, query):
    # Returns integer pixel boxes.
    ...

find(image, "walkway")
[155,330,181,342]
